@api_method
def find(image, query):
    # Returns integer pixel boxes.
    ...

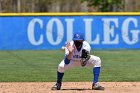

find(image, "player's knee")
[58,64,65,73]
[94,57,101,67]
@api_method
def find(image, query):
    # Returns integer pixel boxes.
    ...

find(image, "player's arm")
[64,42,73,64]
[83,41,91,53]
[66,43,73,60]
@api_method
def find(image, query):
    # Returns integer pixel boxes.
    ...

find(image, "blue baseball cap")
[73,33,84,41]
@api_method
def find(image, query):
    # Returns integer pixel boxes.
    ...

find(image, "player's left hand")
[80,49,90,67]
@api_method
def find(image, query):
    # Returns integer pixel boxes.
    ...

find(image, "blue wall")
[0,16,140,50]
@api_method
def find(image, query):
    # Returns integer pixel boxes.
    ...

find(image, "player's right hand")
[66,42,74,53]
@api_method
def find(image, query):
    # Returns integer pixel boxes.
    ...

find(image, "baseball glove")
[80,49,90,67]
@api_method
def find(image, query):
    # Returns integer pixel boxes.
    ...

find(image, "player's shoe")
[51,83,61,90]
[92,82,104,90]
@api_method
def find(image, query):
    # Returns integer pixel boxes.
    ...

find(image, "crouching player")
[51,32,104,90]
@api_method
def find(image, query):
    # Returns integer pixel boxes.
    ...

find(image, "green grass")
[0,50,140,82]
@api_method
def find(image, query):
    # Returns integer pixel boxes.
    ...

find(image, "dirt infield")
[0,82,139,93]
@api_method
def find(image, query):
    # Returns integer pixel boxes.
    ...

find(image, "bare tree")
[31,0,35,12]
[12,0,17,12]
[124,0,140,12]
[17,0,21,12]
[0,0,1,12]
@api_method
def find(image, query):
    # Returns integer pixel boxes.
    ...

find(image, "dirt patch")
[0,82,139,93]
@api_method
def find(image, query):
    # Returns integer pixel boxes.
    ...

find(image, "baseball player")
[51,32,104,90]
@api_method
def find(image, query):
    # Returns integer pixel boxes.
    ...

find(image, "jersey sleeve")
[83,41,91,53]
